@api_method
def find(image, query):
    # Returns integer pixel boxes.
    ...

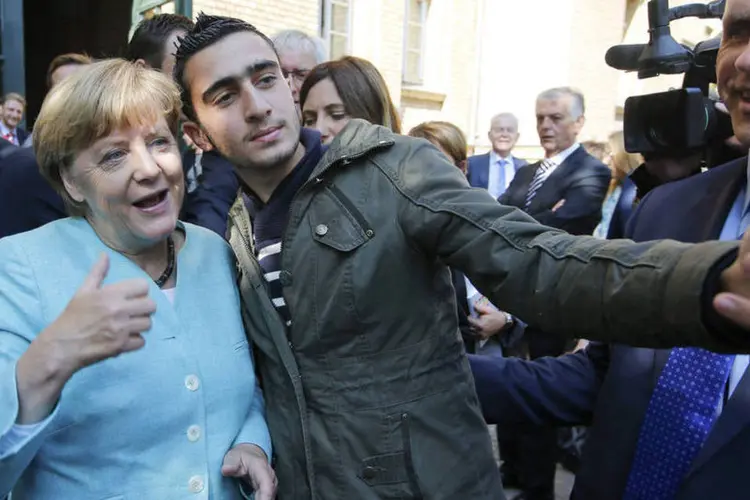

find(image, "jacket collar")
[309,119,395,182]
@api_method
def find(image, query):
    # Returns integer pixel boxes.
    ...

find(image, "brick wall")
[192,0,320,37]
[185,0,720,156]
[568,0,626,142]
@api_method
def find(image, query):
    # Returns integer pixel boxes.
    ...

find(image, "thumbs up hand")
[41,253,157,375]
[15,253,157,424]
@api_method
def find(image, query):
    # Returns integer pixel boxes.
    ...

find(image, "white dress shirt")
[487,151,519,199]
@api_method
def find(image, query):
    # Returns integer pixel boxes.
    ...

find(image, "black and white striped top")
[244,129,325,328]
[256,240,291,326]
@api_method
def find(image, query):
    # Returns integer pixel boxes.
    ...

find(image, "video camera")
[605,0,731,156]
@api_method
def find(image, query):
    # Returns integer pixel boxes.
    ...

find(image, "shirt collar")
[489,150,512,166]
[546,142,580,166]
[0,122,15,137]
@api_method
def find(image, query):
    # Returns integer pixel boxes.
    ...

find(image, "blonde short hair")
[34,58,182,216]
[3,92,26,108]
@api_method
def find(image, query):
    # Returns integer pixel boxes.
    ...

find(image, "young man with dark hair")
[127,13,194,74]
[175,13,750,500]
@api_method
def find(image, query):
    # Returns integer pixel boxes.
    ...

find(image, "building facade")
[133,0,723,160]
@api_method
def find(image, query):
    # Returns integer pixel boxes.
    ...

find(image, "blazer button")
[315,224,329,236]
[188,475,204,493]
[185,375,200,391]
[187,425,201,442]
[362,466,378,480]
[279,270,293,286]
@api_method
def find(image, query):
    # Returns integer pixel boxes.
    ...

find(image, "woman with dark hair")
[299,56,401,143]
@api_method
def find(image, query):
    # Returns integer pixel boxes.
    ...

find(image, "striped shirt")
[243,129,325,327]
[257,241,290,325]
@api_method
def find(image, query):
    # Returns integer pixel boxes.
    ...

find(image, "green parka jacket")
[228,119,740,499]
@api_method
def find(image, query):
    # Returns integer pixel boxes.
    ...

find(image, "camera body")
[607,0,731,157]
[624,87,733,155]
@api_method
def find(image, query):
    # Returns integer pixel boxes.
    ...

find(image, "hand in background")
[468,302,509,340]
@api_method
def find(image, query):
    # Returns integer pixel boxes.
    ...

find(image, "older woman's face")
[63,118,183,249]
[302,78,351,144]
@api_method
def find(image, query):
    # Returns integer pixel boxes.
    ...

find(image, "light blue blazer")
[0,218,271,499]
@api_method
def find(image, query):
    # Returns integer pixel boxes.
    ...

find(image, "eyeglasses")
[282,68,311,84]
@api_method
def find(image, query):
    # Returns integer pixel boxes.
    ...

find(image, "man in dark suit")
[0,147,66,238]
[467,112,528,197]
[499,88,611,236]
[473,8,750,496]
[494,87,610,500]
[0,93,29,147]
[473,155,750,500]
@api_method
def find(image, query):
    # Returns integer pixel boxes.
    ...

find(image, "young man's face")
[182,31,300,171]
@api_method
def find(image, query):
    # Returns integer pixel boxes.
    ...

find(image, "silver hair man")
[272,29,329,110]
[537,87,585,120]
[536,86,586,156]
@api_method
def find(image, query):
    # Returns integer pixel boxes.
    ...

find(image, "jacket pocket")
[308,184,373,252]
[358,412,423,499]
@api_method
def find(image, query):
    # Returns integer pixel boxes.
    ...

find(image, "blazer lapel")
[687,367,750,477]
[514,162,538,207]
[477,154,491,189]
[527,149,581,212]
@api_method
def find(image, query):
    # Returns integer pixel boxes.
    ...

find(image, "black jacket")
[499,146,612,235]
[0,147,66,238]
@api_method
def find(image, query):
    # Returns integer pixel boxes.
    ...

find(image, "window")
[403,0,428,85]
[134,0,175,20]
[131,1,176,39]
[321,0,352,60]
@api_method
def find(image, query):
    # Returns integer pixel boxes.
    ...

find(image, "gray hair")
[537,87,585,120]
[490,112,519,131]
[271,29,328,65]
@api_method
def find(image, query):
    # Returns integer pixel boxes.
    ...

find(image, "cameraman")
[471,3,750,498]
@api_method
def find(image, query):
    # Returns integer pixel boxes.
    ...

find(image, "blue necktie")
[623,349,735,499]
[496,159,507,196]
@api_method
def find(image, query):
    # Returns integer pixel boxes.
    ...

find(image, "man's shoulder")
[649,156,746,201]
[513,156,529,167]
[468,153,490,164]
[0,147,42,184]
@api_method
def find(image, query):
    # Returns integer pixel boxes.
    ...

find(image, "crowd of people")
[3,2,750,499]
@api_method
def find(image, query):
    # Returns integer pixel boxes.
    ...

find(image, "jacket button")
[279,270,293,286]
[362,466,378,480]
[315,224,329,236]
